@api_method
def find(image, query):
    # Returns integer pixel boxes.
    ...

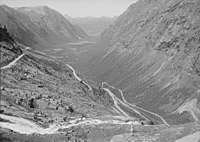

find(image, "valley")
[0,39,155,141]
[74,0,200,126]
[0,0,200,141]
[0,46,153,131]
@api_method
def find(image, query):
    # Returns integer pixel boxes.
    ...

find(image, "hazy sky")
[1,0,137,17]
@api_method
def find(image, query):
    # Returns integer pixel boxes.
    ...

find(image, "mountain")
[65,15,117,36]
[17,6,88,41]
[0,5,89,49]
[76,0,200,125]
[0,5,43,47]
[0,5,200,142]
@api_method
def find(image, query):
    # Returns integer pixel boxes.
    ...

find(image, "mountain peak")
[0,4,12,10]
[16,5,51,15]
[0,4,8,7]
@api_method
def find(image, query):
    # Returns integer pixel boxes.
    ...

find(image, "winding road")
[102,82,170,126]
[103,88,130,117]
[65,65,151,123]
[66,64,93,91]
[118,89,169,126]
[103,84,151,122]
[1,53,25,70]
[1,46,31,70]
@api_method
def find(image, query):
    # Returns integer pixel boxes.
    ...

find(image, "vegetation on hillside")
[0,24,15,45]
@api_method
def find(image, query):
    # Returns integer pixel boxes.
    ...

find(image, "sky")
[1,0,137,18]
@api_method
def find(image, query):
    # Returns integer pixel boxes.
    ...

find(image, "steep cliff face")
[0,5,89,49]
[77,0,200,125]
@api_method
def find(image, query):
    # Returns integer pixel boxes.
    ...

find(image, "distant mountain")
[17,6,88,41]
[0,5,89,49]
[76,0,200,125]
[65,15,117,36]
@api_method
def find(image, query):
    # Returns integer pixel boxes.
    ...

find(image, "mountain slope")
[0,5,43,47]
[17,6,88,42]
[0,5,89,49]
[76,0,200,125]
[0,37,114,126]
